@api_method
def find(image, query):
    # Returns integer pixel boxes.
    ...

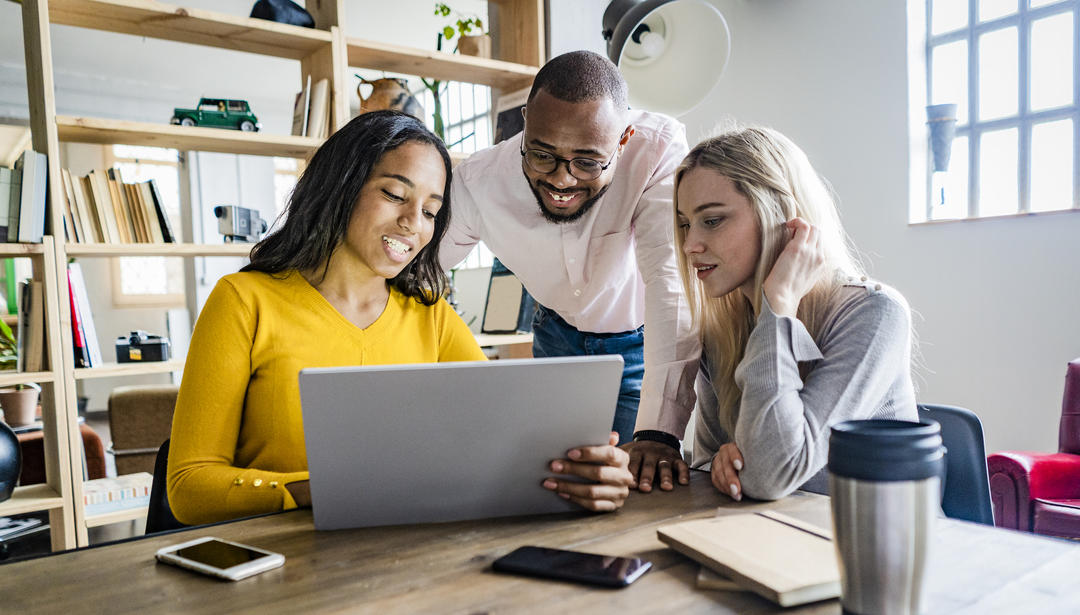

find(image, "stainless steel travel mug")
[828,420,945,615]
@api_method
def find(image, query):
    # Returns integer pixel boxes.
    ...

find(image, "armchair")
[987,358,1080,538]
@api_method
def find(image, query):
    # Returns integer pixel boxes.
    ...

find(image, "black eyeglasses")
[520,146,618,181]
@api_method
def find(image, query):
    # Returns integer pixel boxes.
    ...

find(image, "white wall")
[672,0,1080,453]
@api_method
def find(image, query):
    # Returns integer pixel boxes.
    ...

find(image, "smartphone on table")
[491,545,652,588]
[156,536,285,581]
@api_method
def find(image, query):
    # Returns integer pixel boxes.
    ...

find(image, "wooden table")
[5,472,1080,613]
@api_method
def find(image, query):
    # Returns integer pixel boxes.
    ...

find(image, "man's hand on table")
[622,440,689,493]
[542,432,634,512]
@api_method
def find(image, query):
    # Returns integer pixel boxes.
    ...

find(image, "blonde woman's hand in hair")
[762,217,827,318]
[710,443,744,501]
[623,440,690,493]
[542,432,635,512]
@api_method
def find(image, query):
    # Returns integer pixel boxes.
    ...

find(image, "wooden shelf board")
[66,243,254,257]
[74,359,185,380]
[57,116,322,158]
[84,505,148,528]
[0,370,57,387]
[0,484,65,517]
[348,38,537,90]
[48,0,332,60]
[0,243,46,257]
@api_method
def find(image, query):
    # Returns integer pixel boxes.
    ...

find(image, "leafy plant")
[0,318,16,372]
[434,3,485,42]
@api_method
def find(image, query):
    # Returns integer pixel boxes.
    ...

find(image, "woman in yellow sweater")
[166,110,486,525]
[168,111,634,524]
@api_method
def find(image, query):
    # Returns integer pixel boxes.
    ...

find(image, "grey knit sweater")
[691,279,918,499]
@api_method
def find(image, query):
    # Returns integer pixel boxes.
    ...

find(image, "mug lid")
[828,419,945,482]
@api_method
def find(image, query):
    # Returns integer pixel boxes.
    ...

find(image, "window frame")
[103,145,186,308]
[923,0,1080,221]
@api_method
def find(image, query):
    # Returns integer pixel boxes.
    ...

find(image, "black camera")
[213,205,268,243]
[115,330,171,363]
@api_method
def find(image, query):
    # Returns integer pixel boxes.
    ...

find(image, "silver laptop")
[298,355,624,530]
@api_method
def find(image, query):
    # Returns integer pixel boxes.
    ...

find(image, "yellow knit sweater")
[167,270,486,525]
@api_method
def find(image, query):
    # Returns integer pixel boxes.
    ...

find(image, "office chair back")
[918,404,994,525]
[146,439,186,535]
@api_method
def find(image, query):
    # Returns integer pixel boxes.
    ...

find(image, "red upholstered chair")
[988,358,1080,538]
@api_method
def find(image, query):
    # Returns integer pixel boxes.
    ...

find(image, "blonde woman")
[673,126,917,501]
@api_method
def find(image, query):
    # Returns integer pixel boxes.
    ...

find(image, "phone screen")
[492,546,651,588]
[174,539,270,569]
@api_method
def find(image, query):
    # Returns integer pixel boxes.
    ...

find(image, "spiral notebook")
[657,511,840,607]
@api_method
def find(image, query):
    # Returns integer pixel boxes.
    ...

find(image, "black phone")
[491,545,652,588]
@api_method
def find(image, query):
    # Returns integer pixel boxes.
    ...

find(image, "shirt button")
[253,478,263,487]
[233,478,244,486]
[860,276,868,282]
[874,284,882,291]
[573,289,582,297]
[269,481,279,489]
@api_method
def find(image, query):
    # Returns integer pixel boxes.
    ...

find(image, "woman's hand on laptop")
[622,441,689,493]
[542,432,635,512]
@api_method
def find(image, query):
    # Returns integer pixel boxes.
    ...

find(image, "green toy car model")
[170,98,261,132]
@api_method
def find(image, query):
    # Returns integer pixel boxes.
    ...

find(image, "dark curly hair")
[242,110,452,305]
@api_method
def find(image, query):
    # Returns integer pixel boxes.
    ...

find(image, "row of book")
[0,150,48,244]
[83,472,153,517]
[68,261,102,368]
[60,167,176,244]
[291,75,332,139]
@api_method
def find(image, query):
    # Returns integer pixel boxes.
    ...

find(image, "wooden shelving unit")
[16,0,543,548]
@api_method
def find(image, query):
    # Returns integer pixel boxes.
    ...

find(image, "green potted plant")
[434,2,490,58]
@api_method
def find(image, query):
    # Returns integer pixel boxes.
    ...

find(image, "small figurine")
[357,77,424,120]
[171,98,261,132]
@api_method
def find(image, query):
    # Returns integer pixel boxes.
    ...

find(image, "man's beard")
[525,170,610,224]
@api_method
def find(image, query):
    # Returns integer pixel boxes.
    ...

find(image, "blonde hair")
[674,126,864,436]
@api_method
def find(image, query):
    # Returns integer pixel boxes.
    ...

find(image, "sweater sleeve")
[732,289,913,500]
[167,279,308,525]
[436,299,488,362]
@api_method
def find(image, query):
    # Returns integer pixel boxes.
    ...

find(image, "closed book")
[67,262,102,367]
[123,182,148,242]
[292,74,312,137]
[75,175,103,243]
[656,511,840,607]
[307,77,330,139]
[60,168,81,243]
[23,279,43,372]
[67,270,90,368]
[7,154,23,242]
[105,168,134,243]
[83,472,153,516]
[87,170,120,243]
[0,166,11,242]
[136,182,165,243]
[12,151,47,243]
[147,179,175,242]
[15,280,28,373]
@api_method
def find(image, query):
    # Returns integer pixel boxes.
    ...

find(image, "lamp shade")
[602,0,730,116]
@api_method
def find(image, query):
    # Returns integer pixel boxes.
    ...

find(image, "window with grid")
[106,145,184,307]
[921,0,1078,222]
[418,80,496,269]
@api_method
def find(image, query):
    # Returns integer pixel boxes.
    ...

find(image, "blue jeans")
[531,304,644,445]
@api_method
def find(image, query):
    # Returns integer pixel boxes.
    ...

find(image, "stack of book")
[60,167,175,244]
[0,150,48,244]
[83,472,153,517]
[291,75,331,139]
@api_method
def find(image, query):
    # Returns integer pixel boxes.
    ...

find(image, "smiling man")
[440,51,700,494]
